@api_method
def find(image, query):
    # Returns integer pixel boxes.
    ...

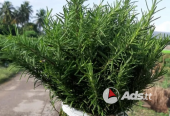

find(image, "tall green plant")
[0,1,15,25]
[1,0,170,115]
[34,9,46,32]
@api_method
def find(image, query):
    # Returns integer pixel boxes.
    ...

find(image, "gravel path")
[164,45,170,50]
[0,72,61,116]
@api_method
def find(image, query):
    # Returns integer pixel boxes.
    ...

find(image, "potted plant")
[1,0,170,115]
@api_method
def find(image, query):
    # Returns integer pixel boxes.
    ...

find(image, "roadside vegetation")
[0,64,19,84]
[127,53,170,116]
[162,50,170,54]
[0,1,44,84]
[128,102,169,116]
[0,1,46,64]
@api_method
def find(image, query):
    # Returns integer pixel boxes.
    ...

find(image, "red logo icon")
[108,89,116,98]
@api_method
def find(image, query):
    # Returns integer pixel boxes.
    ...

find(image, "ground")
[0,72,61,116]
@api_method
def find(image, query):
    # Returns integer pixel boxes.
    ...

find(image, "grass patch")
[59,109,68,116]
[127,101,169,116]
[162,50,170,54]
[0,64,20,84]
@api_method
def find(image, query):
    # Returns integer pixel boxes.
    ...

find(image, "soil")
[164,45,170,50]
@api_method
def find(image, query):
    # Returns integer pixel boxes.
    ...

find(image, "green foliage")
[0,35,13,65]
[23,22,39,37]
[164,58,170,67]
[0,1,15,25]
[34,8,46,31]
[127,101,169,116]
[1,0,170,115]
[24,30,38,37]
[162,50,170,54]
[24,23,38,31]
[0,24,16,35]
[16,1,33,26]
[59,109,68,116]
[0,64,19,84]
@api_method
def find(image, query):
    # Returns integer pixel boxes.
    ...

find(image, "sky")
[0,0,170,32]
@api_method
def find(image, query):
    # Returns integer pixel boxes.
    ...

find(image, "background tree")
[12,9,20,27]
[24,22,39,37]
[34,9,46,32]
[0,1,15,25]
[0,1,16,35]
[18,1,33,28]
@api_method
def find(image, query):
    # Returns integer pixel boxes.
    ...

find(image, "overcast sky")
[0,0,170,32]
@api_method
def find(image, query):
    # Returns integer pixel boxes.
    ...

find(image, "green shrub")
[165,58,170,67]
[0,35,13,65]
[1,0,170,115]
[0,64,19,84]
[24,30,38,37]
[23,22,40,37]
[0,24,16,35]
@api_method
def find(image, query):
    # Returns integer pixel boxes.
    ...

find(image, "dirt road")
[0,72,61,116]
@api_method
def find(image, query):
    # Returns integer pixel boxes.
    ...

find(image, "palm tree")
[18,1,33,27]
[11,9,20,26]
[34,9,46,31]
[0,1,15,25]
[23,1,33,23]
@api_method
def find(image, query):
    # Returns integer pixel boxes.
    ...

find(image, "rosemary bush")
[1,0,170,115]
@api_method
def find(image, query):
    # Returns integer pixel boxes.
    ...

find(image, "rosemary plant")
[1,0,170,115]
